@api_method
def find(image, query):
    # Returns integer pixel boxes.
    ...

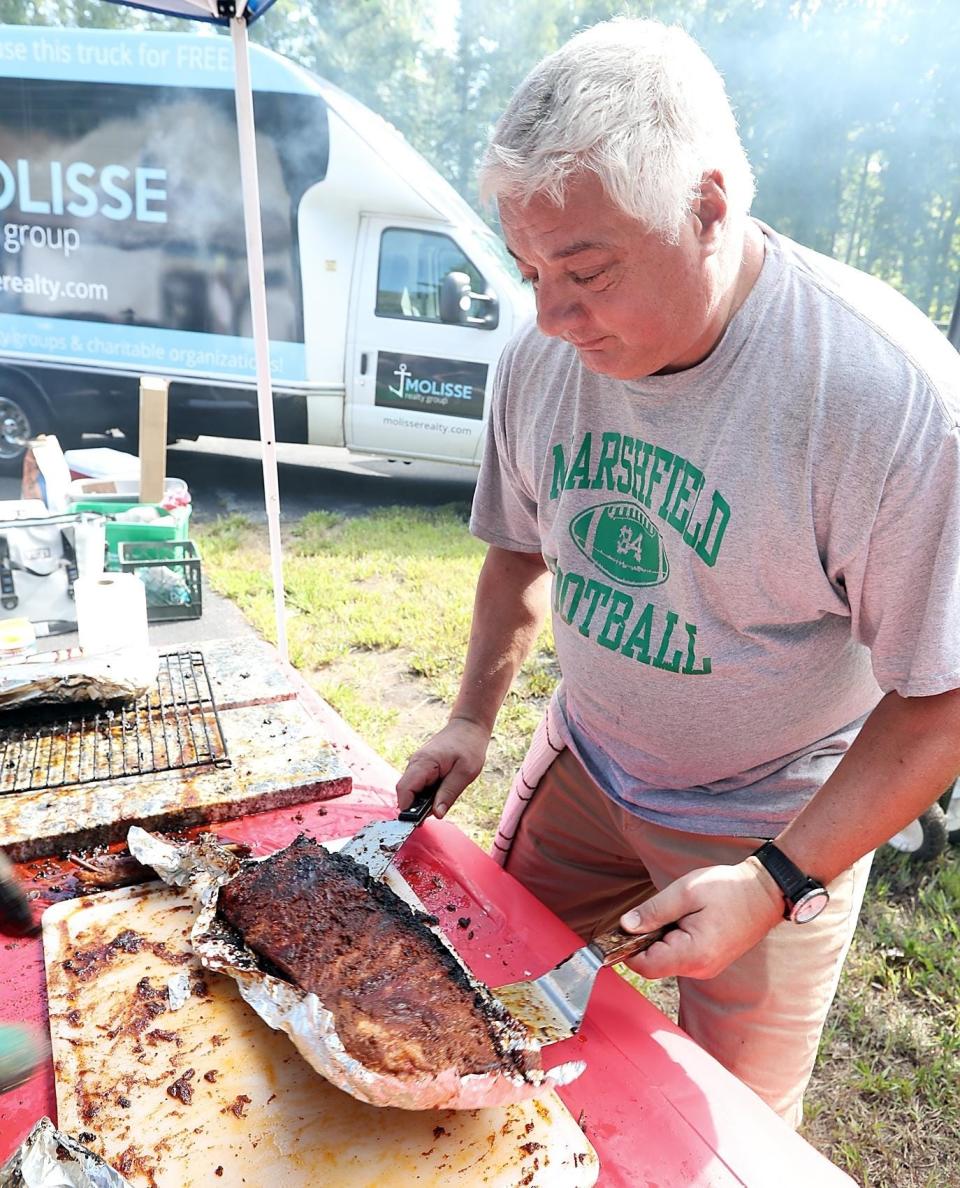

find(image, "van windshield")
[475,224,521,281]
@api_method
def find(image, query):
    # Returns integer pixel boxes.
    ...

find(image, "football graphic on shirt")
[569,501,670,587]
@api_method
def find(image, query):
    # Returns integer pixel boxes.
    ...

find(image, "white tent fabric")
[101,0,288,661]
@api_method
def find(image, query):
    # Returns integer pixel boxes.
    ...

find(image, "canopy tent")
[101,0,288,661]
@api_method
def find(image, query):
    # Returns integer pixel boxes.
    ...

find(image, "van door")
[346,217,512,464]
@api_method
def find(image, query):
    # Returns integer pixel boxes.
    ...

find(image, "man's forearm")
[775,688,960,883]
[450,545,551,733]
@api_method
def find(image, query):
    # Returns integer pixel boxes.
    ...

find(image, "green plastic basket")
[68,500,190,564]
[117,539,202,622]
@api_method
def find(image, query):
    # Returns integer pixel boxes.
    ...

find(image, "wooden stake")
[138,376,169,505]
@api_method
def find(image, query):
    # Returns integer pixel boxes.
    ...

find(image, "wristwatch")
[751,841,830,923]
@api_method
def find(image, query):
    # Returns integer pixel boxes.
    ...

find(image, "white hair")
[479,18,755,243]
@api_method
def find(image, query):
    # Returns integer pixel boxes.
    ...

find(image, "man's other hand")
[396,717,492,819]
[618,859,785,980]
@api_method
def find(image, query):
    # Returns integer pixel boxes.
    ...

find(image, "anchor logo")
[388,362,410,400]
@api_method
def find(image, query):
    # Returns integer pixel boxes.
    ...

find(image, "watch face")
[791,887,830,924]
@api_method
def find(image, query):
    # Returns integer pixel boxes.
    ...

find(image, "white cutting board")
[42,881,599,1187]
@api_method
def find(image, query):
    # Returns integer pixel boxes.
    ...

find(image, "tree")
[1,0,955,316]
[253,1,447,157]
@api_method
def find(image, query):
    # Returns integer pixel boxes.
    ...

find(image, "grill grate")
[0,650,231,795]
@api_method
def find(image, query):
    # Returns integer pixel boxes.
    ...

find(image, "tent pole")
[230,14,289,663]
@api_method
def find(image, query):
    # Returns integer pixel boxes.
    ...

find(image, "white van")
[0,26,532,472]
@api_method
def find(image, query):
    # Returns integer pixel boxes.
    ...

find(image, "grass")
[194,510,960,1188]
[196,508,555,841]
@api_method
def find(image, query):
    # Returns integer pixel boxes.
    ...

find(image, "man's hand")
[618,859,785,980]
[396,716,492,819]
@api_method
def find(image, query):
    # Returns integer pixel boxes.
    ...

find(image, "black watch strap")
[751,841,824,918]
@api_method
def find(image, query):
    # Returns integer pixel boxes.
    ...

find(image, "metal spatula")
[494,920,677,1044]
[339,780,440,879]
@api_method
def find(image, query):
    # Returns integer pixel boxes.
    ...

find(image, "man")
[397,17,960,1125]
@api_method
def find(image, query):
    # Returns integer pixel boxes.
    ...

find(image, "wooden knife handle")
[590,920,678,967]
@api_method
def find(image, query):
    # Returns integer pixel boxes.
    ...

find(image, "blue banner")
[0,313,306,382]
[0,25,312,94]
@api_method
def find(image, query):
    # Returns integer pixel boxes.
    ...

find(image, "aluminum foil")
[0,648,158,710]
[126,826,586,1111]
[0,1119,133,1188]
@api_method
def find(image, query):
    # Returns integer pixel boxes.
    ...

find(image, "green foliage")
[263,0,960,322]
[686,0,960,320]
[803,845,960,1183]
[253,0,449,163]
[3,1,955,318]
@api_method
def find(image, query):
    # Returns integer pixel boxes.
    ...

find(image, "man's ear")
[693,170,728,253]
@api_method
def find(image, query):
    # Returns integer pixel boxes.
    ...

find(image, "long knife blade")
[340,780,440,878]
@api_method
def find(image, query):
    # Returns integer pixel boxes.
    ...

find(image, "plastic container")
[68,500,191,564]
[117,539,202,622]
[68,477,190,506]
[0,500,50,521]
[0,618,36,659]
[62,447,141,482]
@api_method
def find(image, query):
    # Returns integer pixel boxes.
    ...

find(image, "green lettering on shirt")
[550,444,568,500]
[552,559,564,613]
[552,561,712,676]
[590,432,621,490]
[653,610,683,672]
[566,433,593,489]
[579,579,612,635]
[617,436,634,495]
[559,569,585,623]
[597,590,634,650]
[547,430,730,567]
[694,491,730,567]
[682,622,712,675]
[656,453,684,520]
[644,446,674,511]
[666,460,704,534]
[635,441,655,508]
[620,601,654,663]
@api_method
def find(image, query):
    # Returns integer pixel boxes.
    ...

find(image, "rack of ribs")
[217,834,536,1080]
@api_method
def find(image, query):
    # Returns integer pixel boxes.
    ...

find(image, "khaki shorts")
[504,746,873,1127]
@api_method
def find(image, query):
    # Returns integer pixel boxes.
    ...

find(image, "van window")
[0,76,326,343]
[376,228,491,322]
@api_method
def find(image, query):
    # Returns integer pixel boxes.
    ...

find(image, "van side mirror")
[440,271,499,330]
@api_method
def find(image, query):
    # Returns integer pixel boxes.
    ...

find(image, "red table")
[0,682,854,1187]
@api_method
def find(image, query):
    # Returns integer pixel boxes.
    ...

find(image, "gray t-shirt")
[470,223,960,836]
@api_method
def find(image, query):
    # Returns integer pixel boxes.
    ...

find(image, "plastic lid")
[0,618,37,657]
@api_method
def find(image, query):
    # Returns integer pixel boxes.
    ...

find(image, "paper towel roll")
[73,514,106,581]
[75,573,148,656]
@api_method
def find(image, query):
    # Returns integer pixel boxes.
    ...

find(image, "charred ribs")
[217,835,533,1080]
